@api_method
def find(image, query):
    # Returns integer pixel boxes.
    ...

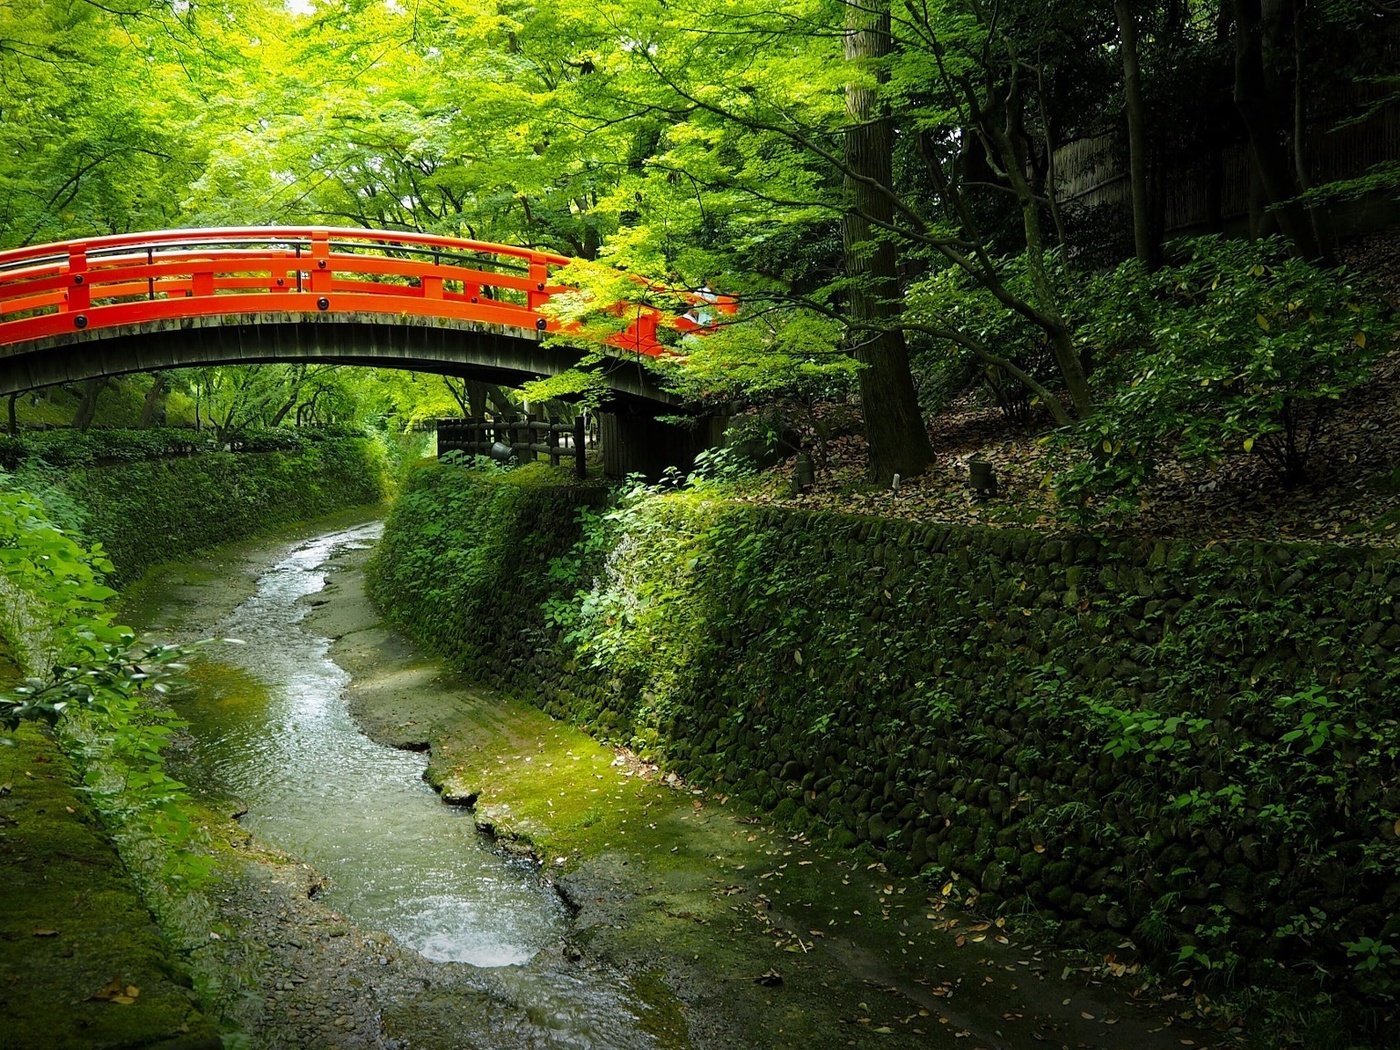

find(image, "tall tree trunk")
[982,78,1093,415]
[466,379,487,418]
[138,372,169,428]
[842,0,932,484]
[1114,0,1156,266]
[71,378,109,431]
[1231,0,1322,258]
[7,393,17,438]
[487,385,515,416]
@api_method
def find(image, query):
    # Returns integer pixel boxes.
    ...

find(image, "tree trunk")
[842,0,932,484]
[1231,0,1322,258]
[269,365,306,427]
[465,379,487,418]
[71,378,109,431]
[1114,0,1156,266]
[7,394,17,438]
[138,372,169,428]
[982,80,1094,416]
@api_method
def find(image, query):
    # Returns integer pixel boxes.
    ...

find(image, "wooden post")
[547,418,560,466]
[573,413,586,478]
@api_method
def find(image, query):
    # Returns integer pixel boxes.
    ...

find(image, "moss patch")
[0,723,215,1048]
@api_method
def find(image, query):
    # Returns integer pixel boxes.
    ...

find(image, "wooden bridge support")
[598,408,726,481]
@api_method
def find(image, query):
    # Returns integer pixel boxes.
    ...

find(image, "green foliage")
[1055,237,1389,519]
[0,426,358,472]
[0,489,120,689]
[1087,702,1211,762]
[57,437,389,585]
[905,253,1068,424]
[0,486,210,884]
[1344,936,1399,974]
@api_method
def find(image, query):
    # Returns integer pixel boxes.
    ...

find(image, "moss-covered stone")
[0,724,216,1048]
[369,464,1400,1017]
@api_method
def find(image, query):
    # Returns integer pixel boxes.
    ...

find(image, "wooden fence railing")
[428,414,592,477]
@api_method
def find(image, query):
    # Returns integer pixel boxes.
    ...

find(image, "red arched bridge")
[0,227,734,410]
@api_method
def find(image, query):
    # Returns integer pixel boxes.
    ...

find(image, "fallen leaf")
[91,977,125,1002]
[31,928,57,938]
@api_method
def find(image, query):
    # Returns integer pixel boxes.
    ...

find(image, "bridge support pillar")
[598,408,726,481]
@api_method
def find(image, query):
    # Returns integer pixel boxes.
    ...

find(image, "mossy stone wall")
[61,436,389,585]
[370,465,1400,1012]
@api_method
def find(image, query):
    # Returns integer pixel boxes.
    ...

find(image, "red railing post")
[527,255,549,313]
[309,229,332,295]
[67,244,89,317]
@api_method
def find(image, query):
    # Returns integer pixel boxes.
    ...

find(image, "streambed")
[136,518,666,1048]
[169,522,567,967]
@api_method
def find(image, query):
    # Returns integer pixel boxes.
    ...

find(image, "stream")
[154,523,677,1047]
[169,522,569,966]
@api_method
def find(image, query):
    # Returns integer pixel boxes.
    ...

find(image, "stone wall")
[62,436,389,585]
[370,463,1400,1016]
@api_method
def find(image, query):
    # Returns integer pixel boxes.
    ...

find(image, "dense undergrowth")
[371,460,1400,1047]
[7,429,392,585]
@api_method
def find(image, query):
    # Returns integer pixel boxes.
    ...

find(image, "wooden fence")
[428,414,591,477]
[1053,70,1400,239]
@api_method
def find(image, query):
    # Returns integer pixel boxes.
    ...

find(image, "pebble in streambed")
[155,521,666,1048]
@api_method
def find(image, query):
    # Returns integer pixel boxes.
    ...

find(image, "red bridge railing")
[0,227,733,358]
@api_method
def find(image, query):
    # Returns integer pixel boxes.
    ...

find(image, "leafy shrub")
[1055,236,1388,519]
[0,425,363,471]
[0,487,210,885]
[58,437,389,584]
[906,253,1070,426]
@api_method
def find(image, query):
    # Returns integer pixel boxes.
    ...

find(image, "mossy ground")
[0,723,216,1049]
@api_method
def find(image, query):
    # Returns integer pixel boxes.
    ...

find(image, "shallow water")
[170,522,569,967]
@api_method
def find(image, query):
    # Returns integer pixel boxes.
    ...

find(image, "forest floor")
[762,232,1400,548]
[767,347,1400,548]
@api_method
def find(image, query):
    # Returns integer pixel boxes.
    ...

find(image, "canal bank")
[307,524,1225,1048]
[113,513,1226,1048]
[369,463,1400,1047]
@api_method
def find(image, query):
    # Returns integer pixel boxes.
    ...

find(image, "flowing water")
[169,522,570,967]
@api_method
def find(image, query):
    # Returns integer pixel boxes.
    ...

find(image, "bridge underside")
[0,311,682,409]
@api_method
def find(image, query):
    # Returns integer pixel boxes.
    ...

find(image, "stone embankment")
[369,463,1400,1043]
